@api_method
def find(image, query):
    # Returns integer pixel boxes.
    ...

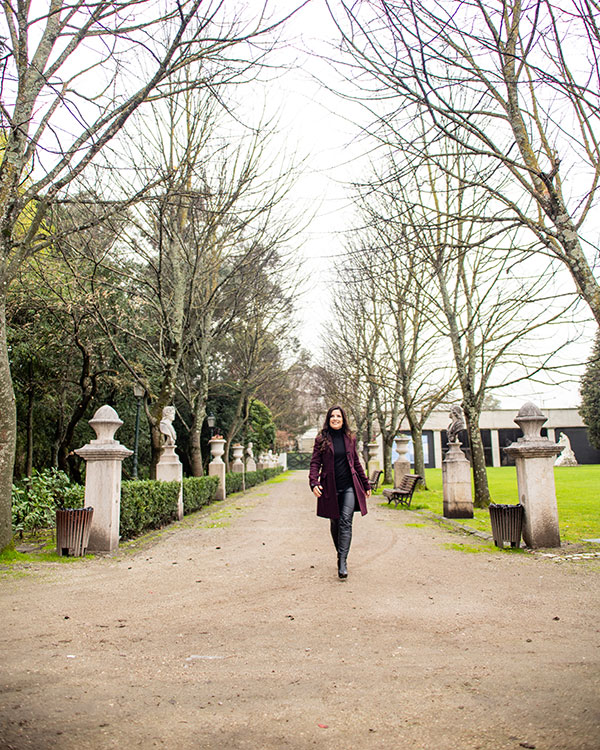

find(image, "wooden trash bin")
[56,507,94,556]
[489,504,524,548]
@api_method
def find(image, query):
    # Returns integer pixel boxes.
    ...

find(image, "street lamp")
[132,383,144,479]
[207,412,215,438]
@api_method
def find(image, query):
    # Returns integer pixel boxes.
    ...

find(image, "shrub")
[120,480,180,540]
[11,468,84,535]
[183,476,219,513]
[226,466,283,494]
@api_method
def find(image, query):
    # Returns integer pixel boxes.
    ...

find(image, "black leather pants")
[335,486,355,577]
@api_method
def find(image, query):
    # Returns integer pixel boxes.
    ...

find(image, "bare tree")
[0,0,307,547]
[375,140,581,506]
[326,0,600,325]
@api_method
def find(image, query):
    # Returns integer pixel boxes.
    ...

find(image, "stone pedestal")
[257,453,267,471]
[367,441,380,476]
[394,434,411,487]
[246,442,257,472]
[208,438,226,501]
[504,403,562,548]
[442,440,473,518]
[75,405,132,552]
[231,444,244,473]
[156,444,183,520]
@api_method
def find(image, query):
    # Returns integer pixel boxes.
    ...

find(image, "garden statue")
[157,405,183,519]
[555,432,578,466]
[159,406,177,446]
[447,405,466,444]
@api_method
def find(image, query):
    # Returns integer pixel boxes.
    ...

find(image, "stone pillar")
[504,402,561,548]
[231,444,244,473]
[491,430,501,467]
[393,434,411,486]
[156,444,183,520]
[208,438,226,501]
[442,440,473,518]
[246,442,257,472]
[257,453,267,470]
[433,431,443,470]
[75,405,132,552]
[367,441,380,475]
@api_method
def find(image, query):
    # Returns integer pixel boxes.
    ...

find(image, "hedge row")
[225,466,283,494]
[183,475,220,513]
[119,475,221,540]
[120,479,180,540]
[12,466,279,541]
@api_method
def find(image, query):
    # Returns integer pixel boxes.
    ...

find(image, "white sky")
[242,0,595,410]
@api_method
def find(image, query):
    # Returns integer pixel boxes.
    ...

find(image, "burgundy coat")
[309,432,370,519]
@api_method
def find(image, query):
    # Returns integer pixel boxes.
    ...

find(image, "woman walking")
[309,406,371,579]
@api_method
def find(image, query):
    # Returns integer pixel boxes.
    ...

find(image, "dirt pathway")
[1,472,598,750]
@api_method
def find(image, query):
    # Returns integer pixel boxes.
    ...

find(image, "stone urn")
[393,434,411,486]
[209,438,226,464]
[367,440,380,473]
[231,443,244,473]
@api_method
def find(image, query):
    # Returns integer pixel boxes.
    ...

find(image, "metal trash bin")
[489,503,524,548]
[56,507,94,556]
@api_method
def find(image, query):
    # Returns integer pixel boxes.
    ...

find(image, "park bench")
[368,469,383,491]
[382,474,422,508]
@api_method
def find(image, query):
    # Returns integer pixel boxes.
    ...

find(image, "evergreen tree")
[579,330,600,449]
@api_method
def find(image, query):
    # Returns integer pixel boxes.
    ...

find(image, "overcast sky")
[254,1,600,410]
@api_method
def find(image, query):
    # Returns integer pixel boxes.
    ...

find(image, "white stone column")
[504,403,562,548]
[231,444,244,473]
[491,430,501,468]
[156,444,183,520]
[208,438,227,501]
[433,430,443,470]
[442,440,473,518]
[393,434,411,486]
[367,441,380,475]
[75,405,132,553]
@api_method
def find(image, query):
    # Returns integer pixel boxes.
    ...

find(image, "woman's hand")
[366,489,372,499]
[312,485,322,498]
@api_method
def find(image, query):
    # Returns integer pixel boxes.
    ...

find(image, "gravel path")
[1,471,599,750]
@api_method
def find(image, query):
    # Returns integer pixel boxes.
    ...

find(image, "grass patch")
[265,471,292,484]
[443,542,488,553]
[404,522,426,528]
[0,544,83,566]
[382,466,600,543]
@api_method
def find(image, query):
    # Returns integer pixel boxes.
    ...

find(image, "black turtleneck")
[329,428,352,491]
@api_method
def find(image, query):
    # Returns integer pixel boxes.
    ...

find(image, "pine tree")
[579,330,600,449]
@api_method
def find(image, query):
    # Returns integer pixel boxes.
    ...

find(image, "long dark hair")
[318,405,353,450]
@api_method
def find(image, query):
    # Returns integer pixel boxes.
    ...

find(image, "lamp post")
[132,383,144,479]
[207,412,215,438]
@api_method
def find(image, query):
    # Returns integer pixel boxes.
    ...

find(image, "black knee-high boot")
[330,518,339,552]
[337,513,353,579]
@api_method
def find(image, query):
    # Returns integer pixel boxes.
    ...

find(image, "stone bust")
[447,405,466,443]
[159,406,177,446]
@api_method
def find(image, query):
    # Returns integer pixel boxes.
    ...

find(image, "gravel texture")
[1,471,599,749]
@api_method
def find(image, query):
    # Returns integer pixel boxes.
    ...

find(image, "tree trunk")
[189,400,205,477]
[463,404,490,508]
[0,296,16,549]
[407,416,427,488]
[188,364,210,476]
[25,380,34,478]
[382,432,395,484]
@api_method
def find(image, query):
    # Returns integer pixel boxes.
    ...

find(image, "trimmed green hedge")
[120,480,180,540]
[226,466,283,494]
[183,476,219,513]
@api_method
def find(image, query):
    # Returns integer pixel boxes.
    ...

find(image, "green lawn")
[378,466,600,543]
